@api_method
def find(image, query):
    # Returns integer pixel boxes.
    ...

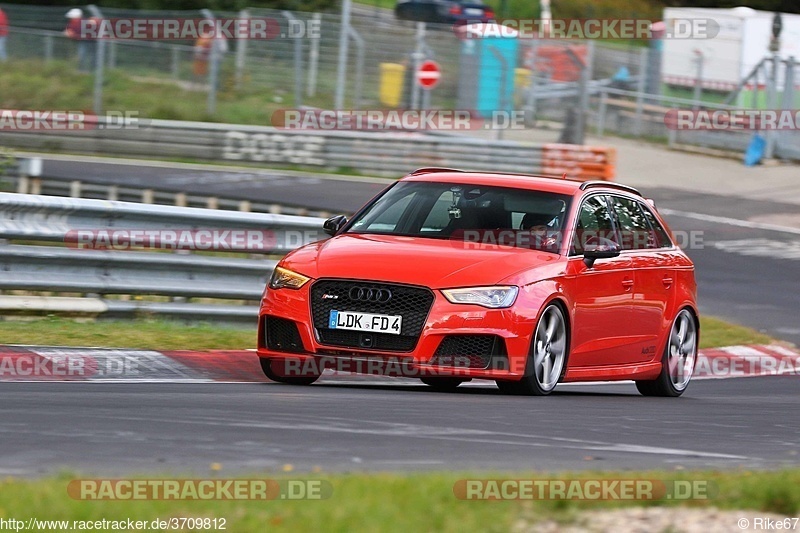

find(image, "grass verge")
[0,317,255,351]
[1,469,798,531]
[0,315,779,351]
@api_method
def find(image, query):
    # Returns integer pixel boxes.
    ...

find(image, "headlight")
[268,266,311,290]
[441,286,519,308]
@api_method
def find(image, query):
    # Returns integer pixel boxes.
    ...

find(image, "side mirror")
[323,215,348,237]
[583,243,621,268]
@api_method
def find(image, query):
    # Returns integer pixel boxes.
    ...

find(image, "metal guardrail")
[0,118,617,180]
[0,193,325,322]
[0,192,324,254]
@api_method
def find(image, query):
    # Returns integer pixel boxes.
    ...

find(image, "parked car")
[258,169,698,397]
[395,0,494,25]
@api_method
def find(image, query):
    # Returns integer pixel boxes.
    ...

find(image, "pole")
[348,27,365,109]
[334,0,352,109]
[201,9,219,116]
[88,5,105,115]
[307,13,321,97]
[410,22,426,110]
[692,50,703,108]
[764,53,779,159]
[634,46,647,135]
[282,11,303,108]
[235,10,249,91]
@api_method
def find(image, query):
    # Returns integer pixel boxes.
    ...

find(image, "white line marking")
[714,239,800,261]
[719,346,771,357]
[660,208,800,235]
[766,344,800,356]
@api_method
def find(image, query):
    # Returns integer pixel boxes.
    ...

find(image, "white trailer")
[661,7,800,92]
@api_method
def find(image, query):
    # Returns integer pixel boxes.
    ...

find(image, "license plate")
[465,8,483,15]
[329,310,402,335]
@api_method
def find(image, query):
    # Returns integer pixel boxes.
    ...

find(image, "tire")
[495,303,568,396]
[260,357,320,386]
[420,377,465,391]
[636,309,697,397]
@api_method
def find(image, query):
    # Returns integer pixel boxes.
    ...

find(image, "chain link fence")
[1,3,798,160]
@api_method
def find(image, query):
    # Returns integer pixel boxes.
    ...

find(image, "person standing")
[192,29,217,88]
[64,8,94,72]
[0,7,9,62]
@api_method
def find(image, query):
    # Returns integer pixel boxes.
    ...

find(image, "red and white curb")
[0,344,797,383]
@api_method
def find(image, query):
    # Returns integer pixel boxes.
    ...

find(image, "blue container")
[457,24,519,118]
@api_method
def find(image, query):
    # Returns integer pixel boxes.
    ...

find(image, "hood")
[281,233,561,288]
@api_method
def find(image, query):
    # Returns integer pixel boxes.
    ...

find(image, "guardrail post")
[29,178,42,195]
[175,192,187,207]
[107,185,118,201]
[239,201,251,212]
[142,189,154,204]
[207,197,219,209]
[70,180,82,198]
[16,176,29,194]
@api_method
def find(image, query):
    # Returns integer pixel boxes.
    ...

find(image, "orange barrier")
[540,144,616,181]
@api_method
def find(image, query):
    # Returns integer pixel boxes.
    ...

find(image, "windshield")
[347,181,570,251]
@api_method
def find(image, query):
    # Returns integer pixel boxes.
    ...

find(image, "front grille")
[310,279,435,352]
[264,316,304,353]
[429,335,505,369]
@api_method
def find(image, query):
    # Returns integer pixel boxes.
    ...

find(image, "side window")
[573,195,617,255]
[640,204,673,248]
[611,196,654,250]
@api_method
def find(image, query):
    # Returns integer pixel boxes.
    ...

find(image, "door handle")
[662,276,674,288]
[622,279,634,290]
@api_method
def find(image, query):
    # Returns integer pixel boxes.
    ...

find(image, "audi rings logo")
[348,287,392,303]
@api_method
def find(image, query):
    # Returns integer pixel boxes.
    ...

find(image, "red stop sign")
[416,60,441,90]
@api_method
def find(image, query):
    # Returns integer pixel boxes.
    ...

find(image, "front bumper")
[257,279,541,380]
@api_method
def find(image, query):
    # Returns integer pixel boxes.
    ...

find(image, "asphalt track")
[1,377,798,476]
[37,156,800,345]
[1,156,796,477]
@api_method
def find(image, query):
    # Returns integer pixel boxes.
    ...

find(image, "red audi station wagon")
[258,169,698,396]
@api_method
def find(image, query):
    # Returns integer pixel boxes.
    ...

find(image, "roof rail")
[409,167,465,175]
[579,180,642,196]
